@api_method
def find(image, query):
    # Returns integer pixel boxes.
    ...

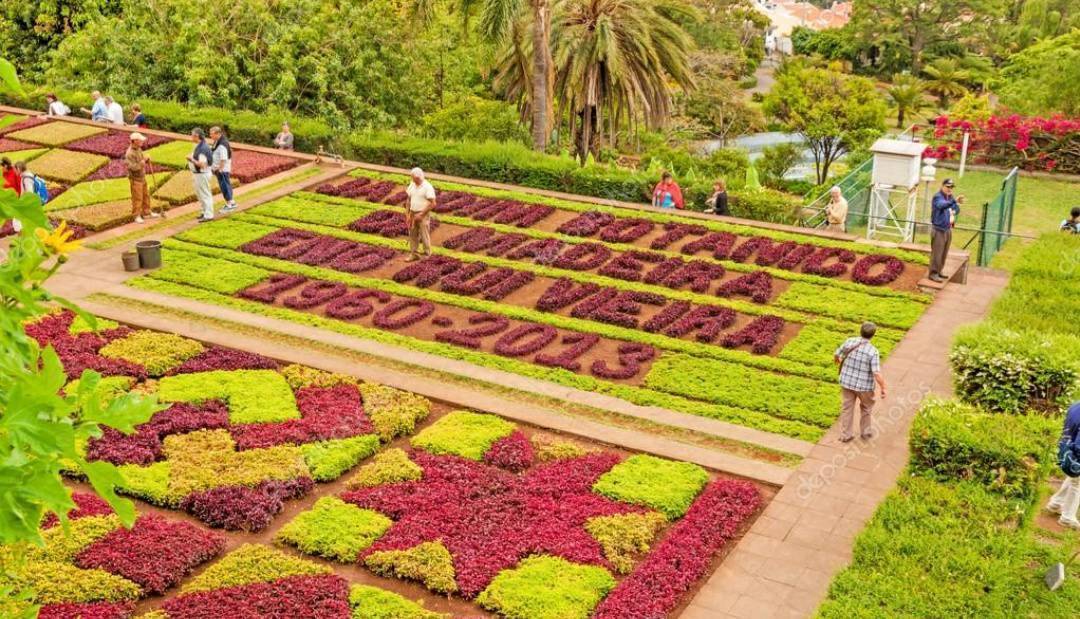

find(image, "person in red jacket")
[651,171,684,210]
[2,157,21,195]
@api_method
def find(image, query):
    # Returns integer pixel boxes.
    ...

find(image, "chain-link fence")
[975,167,1018,266]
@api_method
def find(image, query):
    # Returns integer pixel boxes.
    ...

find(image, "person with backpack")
[833,322,887,442]
[15,161,48,204]
[46,93,71,117]
[2,157,20,194]
[209,126,237,213]
[1048,401,1080,530]
[125,132,156,223]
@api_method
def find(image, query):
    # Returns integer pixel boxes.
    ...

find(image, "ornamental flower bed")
[0,491,225,617]
[274,411,763,617]
[230,149,301,183]
[84,158,172,181]
[29,149,109,184]
[7,120,107,146]
[66,131,173,157]
[24,310,432,532]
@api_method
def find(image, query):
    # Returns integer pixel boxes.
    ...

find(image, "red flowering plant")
[925,113,1080,174]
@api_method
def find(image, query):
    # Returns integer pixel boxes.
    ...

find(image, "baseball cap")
[942,178,955,187]
[130,132,147,142]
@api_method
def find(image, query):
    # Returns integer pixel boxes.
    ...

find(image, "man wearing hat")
[125,132,156,223]
[929,178,963,282]
[404,167,436,261]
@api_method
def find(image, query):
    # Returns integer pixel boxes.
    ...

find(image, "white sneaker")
[1047,503,1063,515]
[134,216,144,224]
[1059,517,1080,530]
[149,212,161,218]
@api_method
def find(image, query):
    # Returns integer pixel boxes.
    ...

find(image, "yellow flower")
[35,221,82,256]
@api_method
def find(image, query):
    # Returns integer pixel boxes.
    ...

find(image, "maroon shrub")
[66,132,171,157]
[38,602,135,619]
[173,346,279,374]
[75,514,226,594]
[802,247,856,277]
[40,492,114,529]
[372,299,435,329]
[231,383,372,450]
[161,574,351,618]
[483,431,535,473]
[716,271,774,303]
[851,254,905,285]
[590,343,656,380]
[721,315,785,354]
[180,478,314,532]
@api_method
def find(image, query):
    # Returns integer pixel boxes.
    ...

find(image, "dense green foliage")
[592,454,709,519]
[410,411,515,461]
[910,399,1057,499]
[477,555,615,619]
[997,29,1080,116]
[277,496,392,562]
[349,584,447,619]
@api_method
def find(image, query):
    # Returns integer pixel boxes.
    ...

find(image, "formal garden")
[2,0,1080,617]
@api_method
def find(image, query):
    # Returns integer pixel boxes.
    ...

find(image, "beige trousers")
[129,178,151,217]
[408,212,431,257]
[840,388,875,440]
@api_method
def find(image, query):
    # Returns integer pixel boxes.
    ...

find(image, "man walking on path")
[187,129,215,222]
[405,167,436,261]
[1048,401,1080,530]
[125,132,156,224]
[834,322,887,442]
[929,178,963,282]
[209,126,237,213]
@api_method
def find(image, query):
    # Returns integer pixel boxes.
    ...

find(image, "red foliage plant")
[161,574,351,617]
[40,492,114,529]
[66,132,172,158]
[180,477,314,532]
[37,602,135,619]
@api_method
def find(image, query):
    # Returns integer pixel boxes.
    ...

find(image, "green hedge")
[951,323,1078,415]
[909,399,1057,499]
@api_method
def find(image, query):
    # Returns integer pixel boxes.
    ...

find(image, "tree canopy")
[996,29,1080,116]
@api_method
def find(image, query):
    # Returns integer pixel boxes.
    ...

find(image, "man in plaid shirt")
[834,322,887,442]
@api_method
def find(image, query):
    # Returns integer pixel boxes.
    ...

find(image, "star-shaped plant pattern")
[340,450,642,597]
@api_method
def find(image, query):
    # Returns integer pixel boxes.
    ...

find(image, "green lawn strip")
[86,291,808,466]
[818,476,1077,618]
[988,235,1080,338]
[645,354,838,428]
[775,281,929,330]
[85,166,322,251]
[300,191,931,303]
[0,113,26,130]
[351,170,931,266]
[125,276,825,440]
[162,239,839,382]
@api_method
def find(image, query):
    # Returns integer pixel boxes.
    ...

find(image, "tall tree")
[0,1,120,74]
[997,29,1080,116]
[763,64,886,184]
[848,0,1007,72]
[922,58,969,108]
[885,73,928,128]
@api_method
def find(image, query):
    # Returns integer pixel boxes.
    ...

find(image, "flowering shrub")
[66,132,172,157]
[75,514,226,594]
[179,477,314,531]
[721,315,786,354]
[163,574,351,617]
[483,430,535,472]
[592,479,761,618]
[926,113,1080,174]
[277,496,392,562]
[230,149,301,183]
[851,254,905,286]
[476,555,615,619]
[410,411,515,461]
[346,447,423,488]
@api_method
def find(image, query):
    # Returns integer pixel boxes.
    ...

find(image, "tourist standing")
[45,93,70,116]
[126,132,155,223]
[1048,401,1080,530]
[209,126,237,212]
[105,96,124,125]
[929,178,962,282]
[405,167,436,261]
[81,91,109,122]
[704,179,729,216]
[131,104,147,128]
[834,322,887,442]
[2,158,20,195]
[652,172,684,210]
[187,129,215,222]
[825,186,849,233]
[274,122,294,151]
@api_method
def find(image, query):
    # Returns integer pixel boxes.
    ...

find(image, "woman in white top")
[45,93,70,116]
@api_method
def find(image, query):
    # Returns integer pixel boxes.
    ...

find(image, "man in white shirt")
[186,128,215,222]
[105,96,124,125]
[81,91,109,122]
[404,167,436,261]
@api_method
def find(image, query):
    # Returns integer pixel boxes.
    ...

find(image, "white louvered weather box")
[869,139,925,190]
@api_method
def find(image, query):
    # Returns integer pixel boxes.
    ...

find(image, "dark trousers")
[215,171,234,202]
[930,227,952,277]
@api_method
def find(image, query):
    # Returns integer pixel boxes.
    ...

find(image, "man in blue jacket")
[928,179,963,282]
[1048,401,1080,529]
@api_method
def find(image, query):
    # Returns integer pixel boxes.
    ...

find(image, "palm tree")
[922,58,970,108]
[418,0,554,151]
[522,0,695,162]
[886,73,928,128]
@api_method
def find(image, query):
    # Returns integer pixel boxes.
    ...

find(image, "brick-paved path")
[679,267,1010,618]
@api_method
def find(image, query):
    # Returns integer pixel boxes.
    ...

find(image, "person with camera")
[928,178,963,282]
[1048,401,1080,530]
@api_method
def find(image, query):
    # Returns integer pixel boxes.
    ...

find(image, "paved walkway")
[679,267,1009,618]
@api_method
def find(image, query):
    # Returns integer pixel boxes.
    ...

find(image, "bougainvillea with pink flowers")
[924,113,1080,174]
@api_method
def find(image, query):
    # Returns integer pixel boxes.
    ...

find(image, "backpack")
[31,174,49,205]
[1061,442,1080,478]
